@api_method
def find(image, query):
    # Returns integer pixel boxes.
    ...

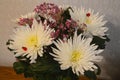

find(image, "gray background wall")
[0,0,120,80]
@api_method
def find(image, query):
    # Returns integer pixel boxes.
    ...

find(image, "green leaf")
[104,35,110,42]
[7,47,15,51]
[13,62,25,74]
[33,74,44,80]
[84,70,97,80]
[6,39,15,51]
[94,64,101,75]
[63,76,72,80]
[67,68,79,79]
[23,65,33,78]
[6,39,14,45]
[91,35,110,49]
[61,7,72,22]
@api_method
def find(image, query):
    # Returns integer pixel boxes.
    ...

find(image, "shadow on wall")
[101,22,120,80]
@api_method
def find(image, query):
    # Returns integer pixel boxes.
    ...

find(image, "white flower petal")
[51,32,103,75]
[70,7,108,38]
[9,19,54,63]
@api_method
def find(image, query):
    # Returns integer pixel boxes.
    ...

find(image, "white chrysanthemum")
[10,19,54,63]
[70,7,108,38]
[51,32,103,75]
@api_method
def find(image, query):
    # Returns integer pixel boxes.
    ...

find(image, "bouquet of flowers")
[6,2,110,80]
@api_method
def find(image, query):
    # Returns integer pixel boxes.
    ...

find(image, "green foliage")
[83,64,102,80]
[94,64,101,75]
[13,61,28,74]
[13,53,79,80]
[61,7,72,23]
[6,39,15,51]
[91,35,110,49]
[84,70,97,80]
[6,39,14,45]
[7,47,15,51]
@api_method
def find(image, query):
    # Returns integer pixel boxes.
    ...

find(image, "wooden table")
[0,66,102,80]
[0,66,32,80]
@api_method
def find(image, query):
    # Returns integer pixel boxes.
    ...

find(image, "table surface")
[0,66,32,80]
[0,66,103,80]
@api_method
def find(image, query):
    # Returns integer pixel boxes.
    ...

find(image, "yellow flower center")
[26,35,38,47]
[85,18,92,24]
[71,50,81,62]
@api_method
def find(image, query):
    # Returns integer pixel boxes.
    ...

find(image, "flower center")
[71,50,81,62]
[85,13,92,24]
[85,18,92,24]
[26,35,38,47]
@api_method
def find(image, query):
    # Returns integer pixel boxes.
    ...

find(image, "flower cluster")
[34,2,62,22]
[7,2,110,80]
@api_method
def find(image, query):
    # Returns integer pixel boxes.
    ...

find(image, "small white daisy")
[10,19,54,63]
[51,32,103,75]
[21,12,36,18]
[70,7,108,38]
[14,12,36,22]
